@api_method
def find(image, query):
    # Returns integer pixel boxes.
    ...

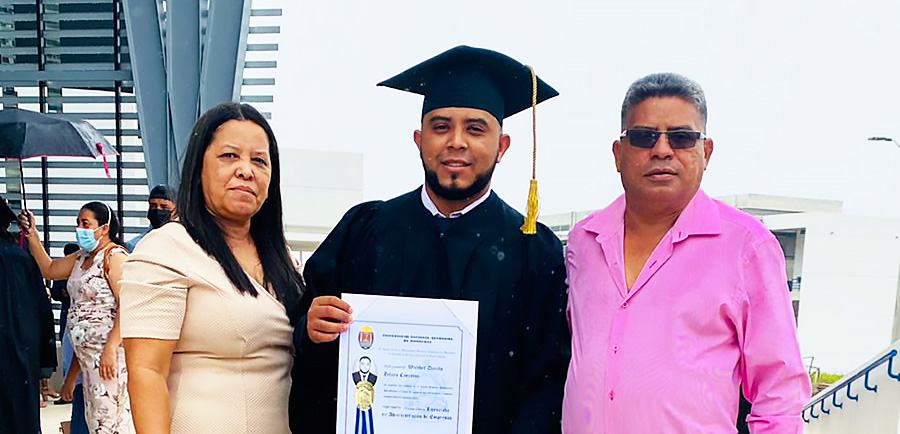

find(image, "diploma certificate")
[336,293,478,434]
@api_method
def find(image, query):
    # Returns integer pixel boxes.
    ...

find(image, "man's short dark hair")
[359,356,371,363]
[63,242,80,256]
[149,184,174,201]
[621,73,707,130]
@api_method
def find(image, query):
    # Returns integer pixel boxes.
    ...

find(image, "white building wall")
[717,194,842,215]
[278,148,363,258]
[794,231,805,281]
[762,212,900,374]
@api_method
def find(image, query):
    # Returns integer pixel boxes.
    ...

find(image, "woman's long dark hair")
[81,201,125,246]
[177,102,304,324]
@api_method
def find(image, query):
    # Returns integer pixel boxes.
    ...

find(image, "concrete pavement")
[40,402,71,434]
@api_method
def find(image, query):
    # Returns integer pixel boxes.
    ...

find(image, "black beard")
[423,161,496,202]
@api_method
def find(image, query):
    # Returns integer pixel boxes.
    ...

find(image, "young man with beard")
[289,46,570,434]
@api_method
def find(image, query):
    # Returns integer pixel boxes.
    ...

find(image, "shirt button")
[609,390,615,401]
[621,302,628,309]
[613,345,619,353]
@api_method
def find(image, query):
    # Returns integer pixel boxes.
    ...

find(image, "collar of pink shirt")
[582,188,721,243]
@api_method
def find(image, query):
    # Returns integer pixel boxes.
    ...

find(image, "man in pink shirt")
[562,73,811,433]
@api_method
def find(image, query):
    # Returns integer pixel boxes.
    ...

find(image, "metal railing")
[802,349,900,423]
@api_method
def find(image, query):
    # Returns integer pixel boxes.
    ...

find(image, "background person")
[121,102,303,434]
[0,195,54,434]
[54,243,89,433]
[125,184,176,252]
[39,279,60,406]
[19,201,133,433]
[60,326,90,434]
[51,243,81,350]
[49,243,81,408]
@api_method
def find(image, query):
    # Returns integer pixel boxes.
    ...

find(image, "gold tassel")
[521,65,540,235]
[521,179,539,234]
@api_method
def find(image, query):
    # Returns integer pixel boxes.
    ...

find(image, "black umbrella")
[0,108,118,209]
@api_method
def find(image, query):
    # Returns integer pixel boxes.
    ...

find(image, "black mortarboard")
[377,45,559,125]
[0,195,15,226]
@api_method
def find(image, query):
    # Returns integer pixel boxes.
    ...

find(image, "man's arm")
[739,237,812,434]
[293,201,378,354]
[289,202,378,434]
[509,229,571,433]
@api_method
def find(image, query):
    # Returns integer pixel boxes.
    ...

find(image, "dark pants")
[58,307,68,344]
[70,384,88,434]
[736,391,751,433]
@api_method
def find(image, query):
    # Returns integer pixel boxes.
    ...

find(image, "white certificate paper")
[336,293,478,434]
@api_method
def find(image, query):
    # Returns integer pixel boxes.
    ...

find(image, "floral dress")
[67,246,133,433]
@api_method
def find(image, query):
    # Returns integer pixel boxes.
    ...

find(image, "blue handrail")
[803,349,898,423]
[864,370,878,392]
[847,381,858,401]
[889,353,900,380]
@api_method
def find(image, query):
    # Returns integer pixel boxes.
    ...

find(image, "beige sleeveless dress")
[119,223,293,434]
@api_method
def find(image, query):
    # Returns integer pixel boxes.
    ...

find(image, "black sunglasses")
[621,129,707,149]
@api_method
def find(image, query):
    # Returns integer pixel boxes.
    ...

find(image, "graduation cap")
[378,45,558,125]
[0,195,15,227]
[378,45,558,234]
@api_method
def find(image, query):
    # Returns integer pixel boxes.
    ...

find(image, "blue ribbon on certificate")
[355,407,374,434]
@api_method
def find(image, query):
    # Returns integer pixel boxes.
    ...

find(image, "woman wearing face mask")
[19,202,133,433]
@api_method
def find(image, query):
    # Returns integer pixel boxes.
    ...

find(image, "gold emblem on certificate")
[355,381,374,411]
[352,354,377,433]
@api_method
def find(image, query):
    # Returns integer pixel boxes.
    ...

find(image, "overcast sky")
[269,0,900,219]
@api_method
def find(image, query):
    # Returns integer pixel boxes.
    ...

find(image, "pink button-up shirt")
[562,190,811,433]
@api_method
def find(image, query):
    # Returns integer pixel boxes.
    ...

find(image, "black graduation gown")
[289,188,570,434]
[0,238,54,434]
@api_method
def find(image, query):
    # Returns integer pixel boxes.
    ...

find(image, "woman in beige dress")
[120,102,305,434]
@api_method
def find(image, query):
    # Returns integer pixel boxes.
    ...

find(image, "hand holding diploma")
[307,296,354,343]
